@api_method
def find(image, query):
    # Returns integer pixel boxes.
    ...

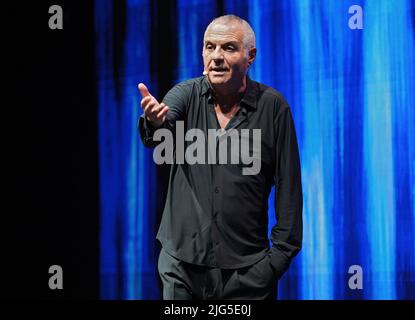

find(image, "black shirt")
[138,76,302,279]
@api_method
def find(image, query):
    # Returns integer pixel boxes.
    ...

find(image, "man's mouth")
[210,67,228,73]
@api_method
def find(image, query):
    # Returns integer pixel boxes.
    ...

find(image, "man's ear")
[248,47,257,66]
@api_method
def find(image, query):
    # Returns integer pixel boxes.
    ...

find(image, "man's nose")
[211,47,224,61]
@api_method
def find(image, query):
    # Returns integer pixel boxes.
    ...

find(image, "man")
[138,15,302,300]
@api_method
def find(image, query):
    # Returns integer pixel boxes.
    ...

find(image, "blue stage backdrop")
[96,0,415,299]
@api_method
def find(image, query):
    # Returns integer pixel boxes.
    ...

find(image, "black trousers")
[158,248,278,300]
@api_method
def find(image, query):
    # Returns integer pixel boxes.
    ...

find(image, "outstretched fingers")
[137,82,168,126]
[138,83,151,98]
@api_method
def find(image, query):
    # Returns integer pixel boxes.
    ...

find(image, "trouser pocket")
[236,255,278,299]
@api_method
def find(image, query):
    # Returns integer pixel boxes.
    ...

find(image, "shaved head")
[204,15,256,53]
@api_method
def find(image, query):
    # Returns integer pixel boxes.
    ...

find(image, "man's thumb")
[138,83,151,97]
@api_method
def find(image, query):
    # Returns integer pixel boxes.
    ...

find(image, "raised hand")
[138,83,169,127]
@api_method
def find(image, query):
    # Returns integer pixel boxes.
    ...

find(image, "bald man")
[138,15,302,300]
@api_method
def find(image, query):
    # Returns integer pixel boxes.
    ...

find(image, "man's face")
[203,22,255,88]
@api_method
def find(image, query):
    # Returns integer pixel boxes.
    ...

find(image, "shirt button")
[215,242,219,246]
[214,187,219,194]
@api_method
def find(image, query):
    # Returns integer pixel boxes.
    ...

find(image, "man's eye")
[226,46,235,51]
[206,45,214,50]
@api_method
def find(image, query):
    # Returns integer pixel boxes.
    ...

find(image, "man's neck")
[211,76,247,107]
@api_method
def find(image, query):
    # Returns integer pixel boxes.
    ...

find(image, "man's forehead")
[204,22,244,43]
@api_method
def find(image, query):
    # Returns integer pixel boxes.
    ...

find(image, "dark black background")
[2,0,180,300]
[4,1,98,299]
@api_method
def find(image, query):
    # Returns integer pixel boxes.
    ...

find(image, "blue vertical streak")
[178,0,218,81]
[388,0,415,299]
[97,0,159,299]
[363,0,397,300]
[341,0,366,300]
[125,0,136,300]
[224,0,247,17]
[124,0,159,299]
[96,0,119,299]
[295,0,335,299]
[125,0,140,298]
[319,0,347,300]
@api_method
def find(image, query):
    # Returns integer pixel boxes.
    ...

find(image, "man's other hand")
[138,83,169,128]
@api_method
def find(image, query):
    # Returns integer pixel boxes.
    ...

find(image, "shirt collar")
[201,75,258,110]
[240,76,258,109]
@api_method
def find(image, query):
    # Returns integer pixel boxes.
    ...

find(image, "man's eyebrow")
[204,40,240,46]
[222,41,239,46]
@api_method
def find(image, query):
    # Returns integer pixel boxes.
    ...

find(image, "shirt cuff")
[138,115,159,146]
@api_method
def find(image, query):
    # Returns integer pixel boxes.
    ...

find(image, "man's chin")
[208,76,229,86]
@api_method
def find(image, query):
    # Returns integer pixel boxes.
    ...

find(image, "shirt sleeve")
[269,98,303,280]
[138,83,188,147]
